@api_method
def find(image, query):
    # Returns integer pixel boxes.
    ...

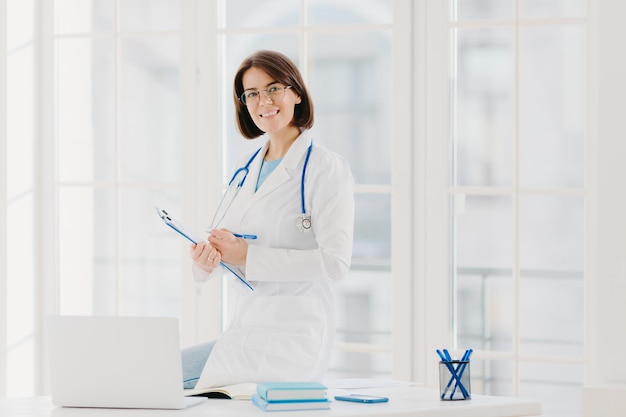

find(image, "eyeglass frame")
[239,84,293,106]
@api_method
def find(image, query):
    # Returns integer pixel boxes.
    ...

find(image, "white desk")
[0,387,541,417]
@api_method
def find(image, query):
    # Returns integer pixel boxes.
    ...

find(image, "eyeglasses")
[240,84,292,106]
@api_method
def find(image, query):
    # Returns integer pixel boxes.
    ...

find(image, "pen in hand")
[205,226,257,240]
[233,233,257,240]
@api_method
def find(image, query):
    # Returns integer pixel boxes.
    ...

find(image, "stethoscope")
[210,142,314,232]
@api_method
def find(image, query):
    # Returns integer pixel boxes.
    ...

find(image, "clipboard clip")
[154,206,199,245]
[155,207,171,221]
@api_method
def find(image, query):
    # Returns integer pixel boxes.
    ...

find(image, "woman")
[183,50,354,389]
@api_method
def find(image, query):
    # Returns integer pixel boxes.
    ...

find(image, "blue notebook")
[251,394,331,411]
[256,382,327,402]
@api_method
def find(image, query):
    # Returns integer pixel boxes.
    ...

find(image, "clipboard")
[155,207,200,244]
[155,207,254,291]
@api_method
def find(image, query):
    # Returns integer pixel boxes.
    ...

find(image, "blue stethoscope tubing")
[209,147,263,229]
[229,147,263,188]
[299,142,313,230]
[211,141,313,231]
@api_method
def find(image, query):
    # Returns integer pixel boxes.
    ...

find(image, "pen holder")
[439,360,471,400]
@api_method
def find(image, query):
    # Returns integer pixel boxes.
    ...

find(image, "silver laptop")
[46,315,205,409]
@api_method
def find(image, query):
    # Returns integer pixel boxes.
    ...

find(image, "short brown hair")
[233,50,314,139]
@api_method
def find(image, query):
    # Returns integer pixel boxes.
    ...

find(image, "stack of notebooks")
[251,381,330,412]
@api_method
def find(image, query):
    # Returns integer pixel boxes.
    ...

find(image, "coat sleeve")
[246,153,355,282]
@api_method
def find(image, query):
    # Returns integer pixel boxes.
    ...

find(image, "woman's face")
[241,67,301,136]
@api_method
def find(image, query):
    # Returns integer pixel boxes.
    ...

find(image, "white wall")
[0,0,7,399]
[582,0,626,415]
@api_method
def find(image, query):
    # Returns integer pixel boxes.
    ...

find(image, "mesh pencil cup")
[439,360,471,400]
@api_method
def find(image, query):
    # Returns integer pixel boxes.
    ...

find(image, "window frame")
[399,0,452,387]
[435,0,588,410]
[0,0,7,400]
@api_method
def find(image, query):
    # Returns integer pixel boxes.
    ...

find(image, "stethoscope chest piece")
[297,214,312,233]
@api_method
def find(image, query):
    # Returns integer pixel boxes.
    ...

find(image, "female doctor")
[182,50,355,389]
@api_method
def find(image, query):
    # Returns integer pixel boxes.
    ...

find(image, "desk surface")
[0,387,541,417]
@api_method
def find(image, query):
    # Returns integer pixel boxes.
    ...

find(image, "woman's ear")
[296,96,302,104]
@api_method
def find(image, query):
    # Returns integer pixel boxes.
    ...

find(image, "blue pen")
[438,349,470,399]
[450,349,472,399]
[233,233,257,240]
[438,350,458,399]
[206,227,257,240]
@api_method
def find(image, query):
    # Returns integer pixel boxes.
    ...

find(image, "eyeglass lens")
[240,85,288,105]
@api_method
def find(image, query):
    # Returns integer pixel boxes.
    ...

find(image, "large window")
[4,0,186,396]
[449,1,586,416]
[54,0,183,318]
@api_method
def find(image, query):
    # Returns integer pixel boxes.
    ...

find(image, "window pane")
[454,195,513,268]
[54,0,115,34]
[328,350,392,379]
[310,31,392,184]
[466,358,513,397]
[57,38,116,183]
[519,195,584,357]
[519,362,583,417]
[58,187,110,314]
[453,28,515,187]
[334,269,392,372]
[457,272,514,352]
[453,0,514,21]
[120,0,180,32]
[89,189,117,315]
[120,37,180,183]
[520,275,583,357]
[119,189,182,317]
[519,195,584,271]
[334,270,391,347]
[223,0,300,29]
[307,0,392,25]
[519,0,586,19]
[353,194,390,265]
[58,187,182,316]
[519,25,586,189]
[454,195,514,351]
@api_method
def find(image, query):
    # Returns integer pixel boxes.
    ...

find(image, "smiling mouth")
[260,110,278,118]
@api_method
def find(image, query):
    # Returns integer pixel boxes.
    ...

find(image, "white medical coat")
[193,129,354,387]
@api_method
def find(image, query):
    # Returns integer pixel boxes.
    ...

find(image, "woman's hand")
[207,228,248,266]
[190,241,221,273]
